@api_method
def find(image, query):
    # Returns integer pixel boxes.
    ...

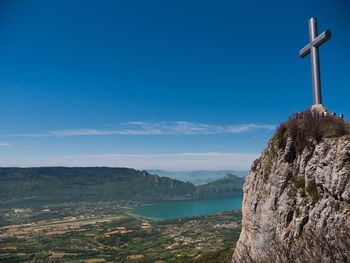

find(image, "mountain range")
[147,170,247,185]
[0,167,244,208]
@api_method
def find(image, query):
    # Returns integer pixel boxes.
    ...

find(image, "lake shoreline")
[130,196,243,220]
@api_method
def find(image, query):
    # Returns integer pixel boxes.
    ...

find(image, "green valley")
[0,167,244,262]
[0,202,241,262]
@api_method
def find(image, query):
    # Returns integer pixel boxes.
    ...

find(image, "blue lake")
[131,197,243,220]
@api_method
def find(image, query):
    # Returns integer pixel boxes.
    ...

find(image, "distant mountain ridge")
[0,167,244,208]
[147,170,248,185]
[0,167,194,208]
[195,173,244,199]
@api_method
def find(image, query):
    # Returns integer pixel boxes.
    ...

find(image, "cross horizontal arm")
[299,45,311,58]
[299,30,332,58]
[314,30,332,48]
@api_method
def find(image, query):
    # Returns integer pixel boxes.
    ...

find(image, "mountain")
[195,174,244,199]
[232,111,350,262]
[147,170,248,185]
[0,167,243,208]
[0,167,195,208]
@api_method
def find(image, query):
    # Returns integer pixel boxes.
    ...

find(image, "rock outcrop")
[232,117,350,262]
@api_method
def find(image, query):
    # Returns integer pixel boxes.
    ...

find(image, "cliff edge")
[232,112,350,262]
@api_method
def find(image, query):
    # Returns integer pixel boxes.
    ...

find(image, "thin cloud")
[6,121,276,137]
[0,143,11,146]
[0,152,259,171]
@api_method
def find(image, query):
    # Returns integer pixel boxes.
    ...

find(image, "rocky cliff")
[232,114,350,262]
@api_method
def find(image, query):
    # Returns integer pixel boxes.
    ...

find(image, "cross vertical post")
[309,18,322,105]
[300,17,331,105]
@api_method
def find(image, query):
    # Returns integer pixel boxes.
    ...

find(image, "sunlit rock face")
[232,132,350,262]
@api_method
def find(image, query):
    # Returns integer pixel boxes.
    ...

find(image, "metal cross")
[300,17,331,105]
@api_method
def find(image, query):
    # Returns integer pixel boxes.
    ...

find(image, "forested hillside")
[0,167,243,208]
[195,174,244,199]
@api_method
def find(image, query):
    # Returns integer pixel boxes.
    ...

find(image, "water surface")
[131,197,243,220]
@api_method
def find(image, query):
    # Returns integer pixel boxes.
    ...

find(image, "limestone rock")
[232,132,350,262]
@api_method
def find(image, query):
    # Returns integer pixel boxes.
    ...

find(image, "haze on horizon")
[1,0,349,170]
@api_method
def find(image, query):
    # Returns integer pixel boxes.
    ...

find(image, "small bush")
[284,171,294,187]
[306,179,321,203]
[262,154,275,182]
[294,177,305,189]
[345,162,350,171]
[276,124,287,149]
[251,159,260,172]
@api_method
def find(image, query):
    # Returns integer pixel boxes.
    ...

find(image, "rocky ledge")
[232,115,350,263]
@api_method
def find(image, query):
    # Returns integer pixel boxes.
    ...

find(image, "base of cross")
[311,104,329,114]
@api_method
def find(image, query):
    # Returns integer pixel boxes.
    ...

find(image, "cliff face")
[232,131,350,262]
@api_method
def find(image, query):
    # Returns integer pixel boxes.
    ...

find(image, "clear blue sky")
[0,0,349,170]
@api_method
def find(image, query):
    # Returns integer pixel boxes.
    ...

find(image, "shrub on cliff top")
[275,109,350,153]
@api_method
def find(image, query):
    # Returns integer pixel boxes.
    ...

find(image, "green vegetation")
[251,159,259,172]
[294,177,308,197]
[171,248,234,263]
[194,174,244,199]
[262,154,275,175]
[0,204,241,262]
[294,177,305,189]
[0,168,244,209]
[0,168,244,261]
[0,167,195,208]
[284,171,294,187]
[306,179,321,203]
[283,172,320,201]
[275,110,350,156]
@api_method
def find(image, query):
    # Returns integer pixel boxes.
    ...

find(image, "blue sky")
[0,0,349,170]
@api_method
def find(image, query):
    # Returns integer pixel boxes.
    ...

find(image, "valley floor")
[0,202,241,262]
